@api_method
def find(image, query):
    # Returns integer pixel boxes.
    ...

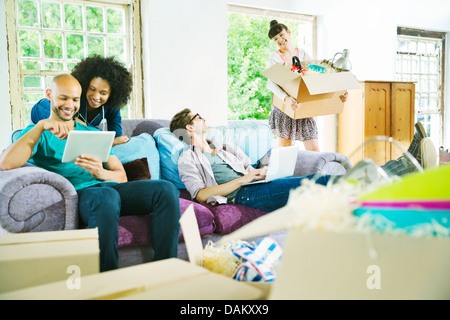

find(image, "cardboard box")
[270,230,450,300]
[216,189,450,300]
[262,62,360,119]
[0,208,263,300]
[0,229,100,294]
[0,258,263,300]
[180,204,275,298]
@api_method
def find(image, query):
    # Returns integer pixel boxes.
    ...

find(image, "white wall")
[1,0,450,151]
[141,0,450,151]
[141,0,229,127]
[0,0,11,152]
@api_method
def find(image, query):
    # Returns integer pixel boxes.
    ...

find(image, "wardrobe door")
[391,82,415,160]
[364,82,391,165]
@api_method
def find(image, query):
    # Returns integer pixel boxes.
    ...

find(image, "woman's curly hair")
[71,55,132,110]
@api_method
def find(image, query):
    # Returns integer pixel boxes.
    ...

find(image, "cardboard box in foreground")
[217,200,450,300]
[0,207,263,300]
[0,228,100,294]
[271,229,450,300]
[0,258,263,300]
[262,62,360,119]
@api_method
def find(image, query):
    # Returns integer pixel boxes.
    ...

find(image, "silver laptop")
[241,145,299,186]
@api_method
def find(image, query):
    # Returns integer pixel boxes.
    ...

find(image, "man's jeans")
[77,180,181,272]
[234,174,331,212]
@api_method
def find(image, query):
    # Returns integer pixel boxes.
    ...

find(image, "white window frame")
[226,4,317,121]
[227,4,317,59]
[5,0,143,130]
[396,27,446,147]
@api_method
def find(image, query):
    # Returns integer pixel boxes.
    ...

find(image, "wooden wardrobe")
[338,81,415,166]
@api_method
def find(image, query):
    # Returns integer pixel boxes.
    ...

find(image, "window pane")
[65,3,83,31]
[427,42,437,55]
[22,60,41,70]
[411,56,419,74]
[420,56,428,74]
[18,0,39,27]
[23,105,34,123]
[24,76,43,88]
[107,8,124,34]
[429,93,438,110]
[43,31,62,58]
[398,39,407,52]
[120,105,129,119]
[107,37,125,62]
[88,36,105,57]
[417,41,427,54]
[401,56,410,73]
[66,34,85,60]
[429,58,438,74]
[42,1,61,29]
[45,61,64,71]
[24,93,44,104]
[86,6,104,33]
[408,41,417,53]
[67,62,78,71]
[19,30,40,57]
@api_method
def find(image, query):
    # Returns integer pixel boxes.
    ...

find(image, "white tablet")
[62,130,115,163]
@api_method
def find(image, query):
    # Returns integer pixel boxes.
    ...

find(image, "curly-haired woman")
[31,55,132,146]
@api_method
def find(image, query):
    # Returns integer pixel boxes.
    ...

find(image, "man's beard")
[52,104,76,122]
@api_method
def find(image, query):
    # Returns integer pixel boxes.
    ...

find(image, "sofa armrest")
[0,164,78,233]
[258,149,352,177]
[294,150,351,176]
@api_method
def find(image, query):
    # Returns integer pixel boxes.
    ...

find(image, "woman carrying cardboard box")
[266,20,320,151]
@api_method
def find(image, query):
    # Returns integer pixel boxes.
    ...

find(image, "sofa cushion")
[205,203,269,235]
[153,128,188,189]
[117,198,215,247]
[113,133,160,180]
[178,198,215,241]
[118,215,151,247]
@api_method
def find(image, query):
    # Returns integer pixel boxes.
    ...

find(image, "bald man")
[0,74,181,271]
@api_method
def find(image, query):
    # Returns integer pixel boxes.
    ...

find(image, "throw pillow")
[153,128,188,189]
[113,133,160,180]
[122,157,151,181]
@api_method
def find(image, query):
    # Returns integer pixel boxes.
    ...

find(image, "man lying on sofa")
[169,108,436,212]
[0,74,181,272]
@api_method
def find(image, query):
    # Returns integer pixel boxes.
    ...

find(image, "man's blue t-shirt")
[18,122,116,190]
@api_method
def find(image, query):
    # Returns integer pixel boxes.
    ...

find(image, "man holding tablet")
[0,74,181,272]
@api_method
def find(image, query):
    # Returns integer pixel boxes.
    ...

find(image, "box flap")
[120,272,264,300]
[0,240,99,261]
[0,258,263,300]
[179,204,204,266]
[0,258,207,300]
[301,72,360,95]
[262,62,300,87]
[0,228,99,246]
